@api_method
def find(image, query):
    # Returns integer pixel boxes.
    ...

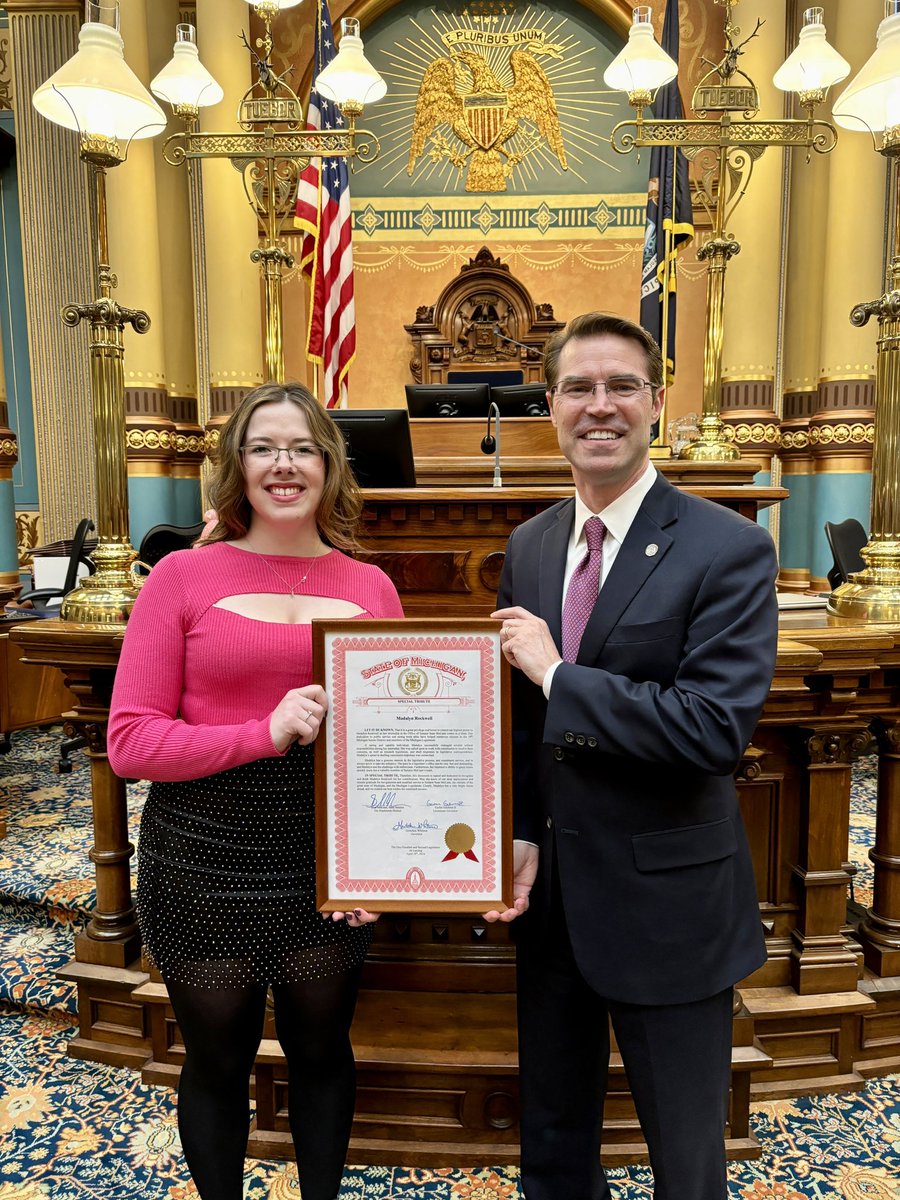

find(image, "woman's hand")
[269,685,328,752]
[330,908,380,927]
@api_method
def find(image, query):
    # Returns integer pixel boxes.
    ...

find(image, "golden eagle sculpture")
[407,47,567,193]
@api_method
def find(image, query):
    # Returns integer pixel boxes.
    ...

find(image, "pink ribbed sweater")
[107,541,403,782]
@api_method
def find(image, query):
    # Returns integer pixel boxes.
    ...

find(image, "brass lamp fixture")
[605,2,848,461]
[827,0,900,622]
[32,0,166,623]
[154,1,386,384]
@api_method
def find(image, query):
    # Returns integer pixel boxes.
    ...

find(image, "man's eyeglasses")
[240,445,322,465]
[552,376,657,402]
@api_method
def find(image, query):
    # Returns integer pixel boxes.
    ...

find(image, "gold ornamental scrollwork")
[0,436,17,460]
[781,424,874,449]
[174,434,209,455]
[15,512,40,570]
[729,423,781,446]
[804,729,875,766]
[126,429,174,451]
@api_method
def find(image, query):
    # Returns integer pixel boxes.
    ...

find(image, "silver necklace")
[246,541,326,597]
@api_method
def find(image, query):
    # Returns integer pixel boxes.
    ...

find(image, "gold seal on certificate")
[312,619,513,913]
[443,823,478,862]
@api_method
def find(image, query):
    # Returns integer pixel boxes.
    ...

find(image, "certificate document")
[313,619,512,912]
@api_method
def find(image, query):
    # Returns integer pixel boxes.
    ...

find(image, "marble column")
[108,0,177,550]
[195,0,264,441]
[807,0,882,589]
[6,0,96,544]
[720,0,785,499]
[147,0,203,526]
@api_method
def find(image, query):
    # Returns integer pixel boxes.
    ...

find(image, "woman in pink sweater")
[108,382,403,1200]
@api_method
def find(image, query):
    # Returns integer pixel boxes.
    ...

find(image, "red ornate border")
[330,635,498,897]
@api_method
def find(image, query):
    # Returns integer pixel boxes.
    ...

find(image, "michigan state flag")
[639,0,693,406]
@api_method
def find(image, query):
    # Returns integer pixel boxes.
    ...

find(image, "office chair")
[14,518,95,771]
[17,517,96,611]
[824,518,867,590]
[136,521,206,573]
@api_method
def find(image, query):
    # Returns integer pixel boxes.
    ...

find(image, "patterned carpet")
[1,727,899,1200]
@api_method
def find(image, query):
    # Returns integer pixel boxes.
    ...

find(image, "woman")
[108,382,403,1200]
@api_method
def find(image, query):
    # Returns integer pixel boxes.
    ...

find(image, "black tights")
[166,967,362,1200]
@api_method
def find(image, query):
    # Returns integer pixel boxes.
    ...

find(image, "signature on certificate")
[393,819,439,832]
[368,792,400,810]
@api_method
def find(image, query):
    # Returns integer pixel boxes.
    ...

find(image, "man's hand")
[483,840,539,923]
[492,605,562,687]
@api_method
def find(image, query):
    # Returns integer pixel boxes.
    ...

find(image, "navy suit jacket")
[497,472,778,1007]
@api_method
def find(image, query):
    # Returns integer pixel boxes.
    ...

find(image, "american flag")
[295,0,354,409]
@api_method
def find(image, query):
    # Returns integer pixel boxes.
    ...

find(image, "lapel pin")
[645,543,659,557]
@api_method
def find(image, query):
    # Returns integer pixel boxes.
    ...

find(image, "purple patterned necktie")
[562,516,606,663]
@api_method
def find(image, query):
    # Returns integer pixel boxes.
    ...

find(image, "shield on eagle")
[463,92,508,151]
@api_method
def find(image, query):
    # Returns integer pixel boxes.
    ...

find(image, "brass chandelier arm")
[162,127,382,168]
[609,116,838,154]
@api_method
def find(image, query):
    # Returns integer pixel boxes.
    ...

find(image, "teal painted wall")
[128,477,175,552]
[778,472,814,572]
[172,477,202,528]
[811,471,871,582]
[0,108,38,516]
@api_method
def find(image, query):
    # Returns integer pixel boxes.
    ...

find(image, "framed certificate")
[312,619,513,913]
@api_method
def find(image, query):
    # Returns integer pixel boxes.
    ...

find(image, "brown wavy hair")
[204,382,363,551]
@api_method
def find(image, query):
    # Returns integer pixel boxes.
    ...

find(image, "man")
[487,312,778,1200]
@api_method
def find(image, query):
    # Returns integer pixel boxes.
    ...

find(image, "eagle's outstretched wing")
[408,57,467,173]
[507,50,567,169]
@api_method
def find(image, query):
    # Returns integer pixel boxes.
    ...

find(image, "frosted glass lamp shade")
[315,18,386,107]
[33,19,165,142]
[245,0,305,10]
[150,25,223,110]
[774,8,850,93]
[603,6,678,94]
[832,7,900,133]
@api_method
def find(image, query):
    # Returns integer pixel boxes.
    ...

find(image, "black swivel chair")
[824,518,867,589]
[136,521,206,573]
[17,517,96,610]
[15,518,96,770]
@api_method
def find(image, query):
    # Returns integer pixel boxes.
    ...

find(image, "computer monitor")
[405,382,491,418]
[489,382,550,418]
[329,409,417,488]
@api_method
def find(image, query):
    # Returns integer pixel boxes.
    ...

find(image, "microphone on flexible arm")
[480,402,502,488]
[493,326,546,357]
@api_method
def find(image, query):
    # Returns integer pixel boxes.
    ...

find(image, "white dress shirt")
[542,461,657,697]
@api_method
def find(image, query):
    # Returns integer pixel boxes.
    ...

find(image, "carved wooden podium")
[12,467,900,1168]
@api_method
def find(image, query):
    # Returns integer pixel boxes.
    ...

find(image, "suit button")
[588,737,597,748]
[546,816,552,829]
[576,734,586,746]
[564,732,574,744]
[553,746,565,761]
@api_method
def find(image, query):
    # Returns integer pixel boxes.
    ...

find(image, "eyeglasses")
[240,444,322,465]
[552,376,657,402]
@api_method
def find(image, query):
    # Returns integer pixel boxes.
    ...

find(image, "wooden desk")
[355,484,786,617]
[20,488,900,1167]
[0,618,73,837]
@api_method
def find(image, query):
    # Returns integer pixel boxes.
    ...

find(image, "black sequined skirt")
[135,744,372,987]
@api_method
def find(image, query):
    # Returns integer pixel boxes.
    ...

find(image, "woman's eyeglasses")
[240,445,322,465]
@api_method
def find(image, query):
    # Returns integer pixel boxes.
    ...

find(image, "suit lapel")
[577,474,679,663]
[538,499,574,651]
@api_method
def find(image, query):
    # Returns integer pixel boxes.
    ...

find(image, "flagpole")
[657,147,677,447]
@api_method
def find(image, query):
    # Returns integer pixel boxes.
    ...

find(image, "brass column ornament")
[32,1,166,623]
[828,0,900,622]
[605,3,847,461]
[153,2,386,384]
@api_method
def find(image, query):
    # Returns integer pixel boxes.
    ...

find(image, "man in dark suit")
[487,312,778,1199]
